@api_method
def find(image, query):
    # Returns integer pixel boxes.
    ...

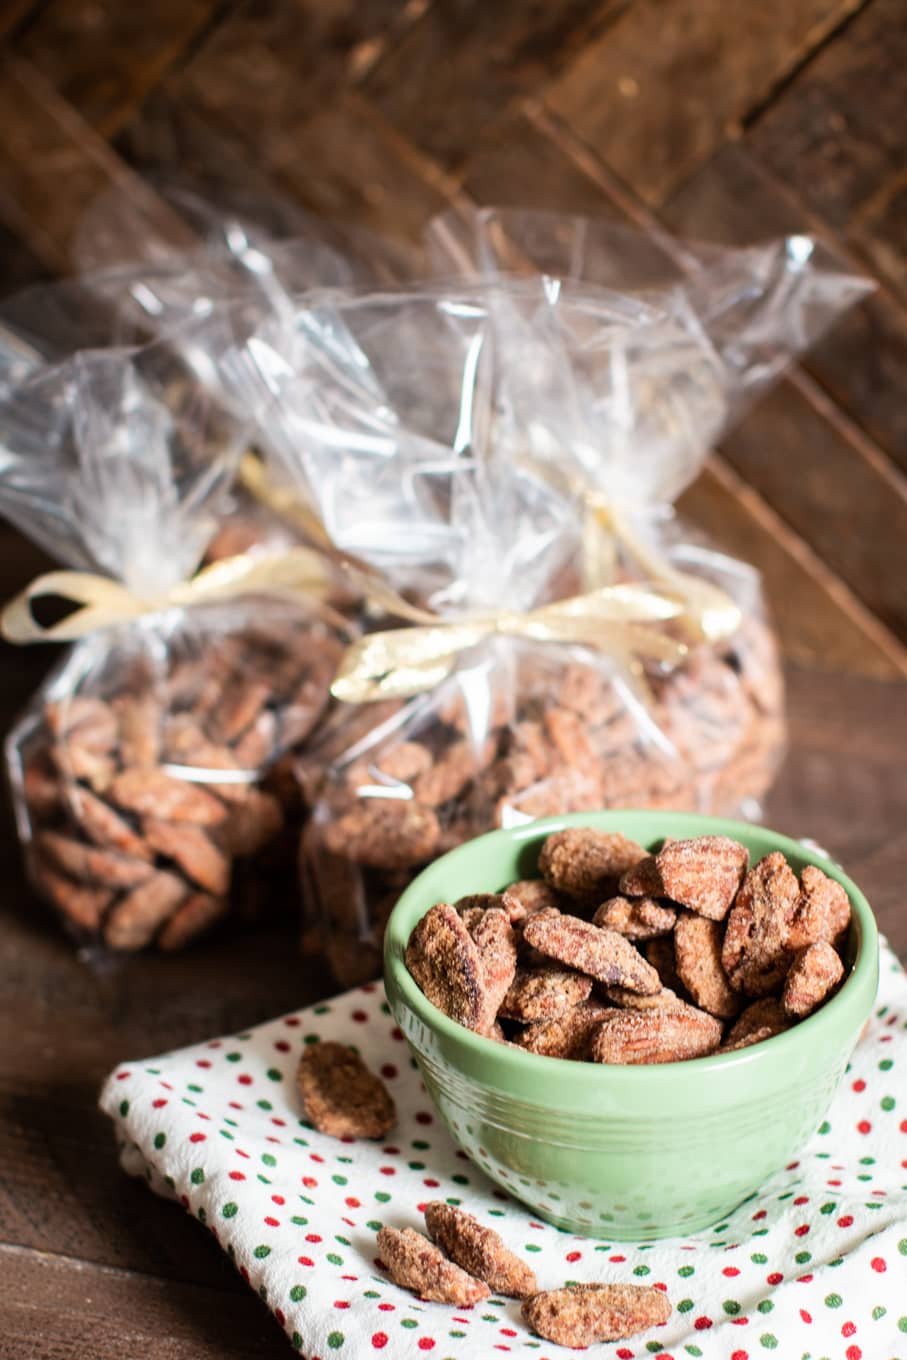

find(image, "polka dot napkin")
[100,939,907,1360]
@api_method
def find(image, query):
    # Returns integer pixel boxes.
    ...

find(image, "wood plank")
[14,0,223,139]
[748,0,907,301]
[718,377,907,642]
[544,0,865,206]
[0,56,191,270]
[663,141,907,476]
[362,0,621,170]
[679,460,907,680]
[0,1244,277,1359]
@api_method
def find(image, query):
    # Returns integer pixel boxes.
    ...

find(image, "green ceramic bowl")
[384,811,879,1241]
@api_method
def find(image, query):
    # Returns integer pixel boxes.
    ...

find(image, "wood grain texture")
[544,0,866,205]
[15,0,222,138]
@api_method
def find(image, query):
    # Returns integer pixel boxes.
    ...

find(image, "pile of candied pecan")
[406,828,850,1062]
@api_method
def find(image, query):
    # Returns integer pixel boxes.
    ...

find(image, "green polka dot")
[187,1083,203,1093]
[819,1202,836,1214]
[267,1068,283,1082]
[881,1095,896,1111]
[253,1245,271,1259]
[449,1331,466,1339]
[872,1305,886,1320]
[262,1153,277,1167]
[400,1318,418,1329]
[632,1264,650,1276]
[825,1293,842,1308]
[190,1168,205,1185]
[289,1285,307,1302]
[678,1265,695,1277]
[257,1099,273,1111]
[304,1034,320,1044]
[222,1202,238,1218]
[367,1220,382,1231]
[795,1251,811,1264]
[760,1334,778,1350]
[899,1238,907,1255]
[684,1348,703,1358]
[678,1299,694,1313]
[375,1192,390,1203]
[818,1120,831,1134]
[524,1243,541,1253]
[291,1332,302,1350]
[452,1174,469,1185]
[327,1332,344,1349]
[224,1117,238,1128]
[412,1140,429,1150]
[879,1058,893,1070]
[153,1132,166,1149]
[646,1344,662,1355]
[327,1252,343,1266]
[723,1300,741,1315]
[757,1299,774,1314]
[119,1100,129,1116]
[197,1207,206,1223]
[226,1052,242,1062]
[291,1215,308,1226]
[899,1318,907,1334]
[336,1235,350,1246]
[332,1175,347,1186]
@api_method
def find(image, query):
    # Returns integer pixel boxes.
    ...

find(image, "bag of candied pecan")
[1,326,351,952]
[230,241,869,984]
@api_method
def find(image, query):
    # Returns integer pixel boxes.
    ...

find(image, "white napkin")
[100,942,907,1359]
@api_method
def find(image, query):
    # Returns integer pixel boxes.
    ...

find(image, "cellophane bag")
[227,229,870,985]
[1,323,349,952]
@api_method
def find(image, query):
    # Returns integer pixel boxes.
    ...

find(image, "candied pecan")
[592,896,676,940]
[558,663,624,727]
[722,852,799,995]
[673,913,741,1019]
[110,768,228,826]
[654,836,749,920]
[377,1226,489,1305]
[113,694,161,767]
[143,819,230,895]
[53,742,116,790]
[67,786,153,861]
[502,765,604,821]
[522,913,660,994]
[423,1201,537,1299]
[643,935,683,994]
[619,854,662,898]
[788,865,851,951]
[103,870,188,950]
[157,891,228,950]
[504,879,564,920]
[323,798,439,870]
[722,997,790,1052]
[413,740,479,808]
[232,711,279,770]
[23,755,61,822]
[46,697,118,748]
[590,1005,722,1065]
[348,741,433,790]
[222,790,284,858]
[544,706,598,772]
[539,828,647,899]
[297,1041,396,1139]
[455,891,513,916]
[782,942,844,1018]
[36,830,155,890]
[34,863,113,931]
[601,985,686,1012]
[467,908,518,1026]
[208,677,273,745]
[516,1000,612,1059]
[163,718,250,804]
[499,965,593,1022]
[522,1283,672,1346]
[406,903,487,1030]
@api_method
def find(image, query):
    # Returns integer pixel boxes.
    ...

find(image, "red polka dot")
[116,1071,131,1081]
[272,1194,285,1205]
[310,1153,325,1164]
[785,1160,800,1170]
[731,1352,749,1360]
[871,1256,886,1272]
[794,1224,809,1237]
[752,1209,767,1220]
[566,1251,581,1262]
[236,1149,250,1159]
[694,1316,713,1330]
[617,1351,634,1359]
[857,1119,871,1134]
[846,1347,861,1360]
[767,1272,783,1285]
[731,1318,749,1326]
[284,1016,300,1027]
[229,1101,243,1110]
[828,1179,842,1187]
[723,1266,740,1277]
[229,1171,245,1181]
[152,1098,168,1108]
[346,1197,361,1208]
[239,1266,249,1282]
[305,1233,322,1243]
[189,1132,206,1144]
[352,1010,368,1023]
[800,1309,813,1324]
[852,1079,866,1092]
[838,1215,854,1228]
[196,1060,211,1069]
[500,1329,517,1338]
[798,1274,814,1283]
[302,1176,318,1188]
[274,1040,291,1053]
[271,1117,286,1127]
[381,1064,398,1080]
[900,1119,907,1133]
[793,1195,809,1205]
[378,1303,395,1312]
[417,1340,435,1351]
[842,1322,856,1337]
[274,1309,285,1327]
[415,1112,433,1125]
[180,1195,189,1208]
[424,1179,440,1188]
[298,1256,314,1267]
[391,1027,404,1042]
[371,1333,388,1349]
[383,1146,400,1156]
[264,1216,280,1227]
[379,1167,396,1176]
[238,1074,253,1086]
[609,1255,626,1263]
[196,1112,211,1122]
[334,1300,350,1309]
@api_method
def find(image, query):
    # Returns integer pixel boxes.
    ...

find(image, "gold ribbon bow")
[330,580,689,703]
[0,546,342,644]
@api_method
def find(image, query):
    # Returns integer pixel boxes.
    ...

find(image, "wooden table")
[0,2,905,1355]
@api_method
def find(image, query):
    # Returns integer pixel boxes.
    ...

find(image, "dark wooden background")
[0,2,905,1355]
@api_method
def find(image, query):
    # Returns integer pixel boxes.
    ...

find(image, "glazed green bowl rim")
[384,810,879,1087]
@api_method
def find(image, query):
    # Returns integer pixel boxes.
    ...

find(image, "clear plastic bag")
[227,225,869,984]
[1,326,347,951]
